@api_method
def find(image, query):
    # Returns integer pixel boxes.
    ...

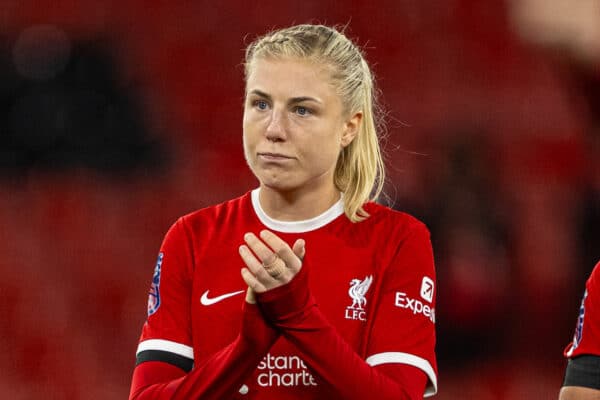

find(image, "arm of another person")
[560,352,600,399]
[560,262,600,400]
[560,387,600,400]
[560,354,600,400]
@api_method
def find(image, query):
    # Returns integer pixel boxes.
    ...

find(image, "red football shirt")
[564,261,600,358]
[134,189,438,398]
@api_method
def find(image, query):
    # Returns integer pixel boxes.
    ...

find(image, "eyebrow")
[248,89,322,105]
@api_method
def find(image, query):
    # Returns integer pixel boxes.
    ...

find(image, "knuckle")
[257,269,272,281]
[276,245,291,258]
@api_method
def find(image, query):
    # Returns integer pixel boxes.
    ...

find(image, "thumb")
[245,287,257,304]
[292,239,306,261]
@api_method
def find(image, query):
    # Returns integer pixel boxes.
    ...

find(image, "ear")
[341,111,362,148]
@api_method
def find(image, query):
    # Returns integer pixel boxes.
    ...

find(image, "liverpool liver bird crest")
[348,275,373,310]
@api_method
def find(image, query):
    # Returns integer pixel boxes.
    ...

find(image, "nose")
[265,107,286,142]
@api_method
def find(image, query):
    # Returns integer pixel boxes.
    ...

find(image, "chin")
[253,169,290,188]
[259,175,301,192]
[262,180,295,192]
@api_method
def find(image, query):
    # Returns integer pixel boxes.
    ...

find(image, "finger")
[245,287,257,304]
[292,238,306,261]
[244,232,291,281]
[244,232,279,265]
[260,230,301,272]
[239,245,276,284]
[241,268,267,293]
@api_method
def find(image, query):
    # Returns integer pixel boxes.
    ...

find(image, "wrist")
[240,301,278,346]
[256,264,315,323]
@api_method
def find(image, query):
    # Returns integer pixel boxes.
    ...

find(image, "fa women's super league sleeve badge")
[147,252,163,317]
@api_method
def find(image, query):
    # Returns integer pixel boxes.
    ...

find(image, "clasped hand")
[239,230,305,304]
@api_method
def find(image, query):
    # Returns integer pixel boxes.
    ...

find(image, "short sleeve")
[365,222,438,397]
[135,218,195,371]
[564,262,600,359]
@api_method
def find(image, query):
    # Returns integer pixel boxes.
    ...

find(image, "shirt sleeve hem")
[563,355,600,389]
[366,351,438,397]
[136,338,194,360]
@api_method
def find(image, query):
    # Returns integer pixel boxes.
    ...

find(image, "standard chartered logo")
[257,353,317,387]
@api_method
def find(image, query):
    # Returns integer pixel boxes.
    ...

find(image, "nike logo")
[200,290,244,306]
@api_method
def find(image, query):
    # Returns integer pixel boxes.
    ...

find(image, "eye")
[294,106,311,116]
[253,99,269,110]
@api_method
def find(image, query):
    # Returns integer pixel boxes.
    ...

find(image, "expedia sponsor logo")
[394,291,435,323]
[420,276,434,303]
[256,353,317,387]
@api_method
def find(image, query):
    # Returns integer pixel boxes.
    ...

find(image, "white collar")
[251,188,344,233]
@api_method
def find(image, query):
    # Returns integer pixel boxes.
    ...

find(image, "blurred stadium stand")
[0,1,598,398]
[0,31,166,175]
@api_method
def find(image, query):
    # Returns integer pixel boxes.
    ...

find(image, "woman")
[129,24,437,399]
[560,261,600,400]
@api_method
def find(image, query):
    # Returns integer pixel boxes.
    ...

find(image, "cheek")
[302,134,342,168]
[242,132,255,163]
[242,115,256,146]
[243,111,264,139]
[242,124,255,162]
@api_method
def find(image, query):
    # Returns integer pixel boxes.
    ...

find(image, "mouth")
[257,152,293,161]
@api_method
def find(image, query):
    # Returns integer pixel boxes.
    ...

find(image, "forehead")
[246,57,337,99]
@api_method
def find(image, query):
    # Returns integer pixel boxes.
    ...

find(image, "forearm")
[559,386,600,400]
[130,302,278,400]
[283,305,423,399]
[257,268,425,400]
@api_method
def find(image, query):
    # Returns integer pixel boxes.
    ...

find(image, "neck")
[258,185,341,221]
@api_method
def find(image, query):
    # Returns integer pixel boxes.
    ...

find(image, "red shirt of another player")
[564,262,600,358]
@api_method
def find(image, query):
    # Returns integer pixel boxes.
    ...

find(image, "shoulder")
[361,203,436,295]
[362,202,431,239]
[348,202,433,266]
[582,261,600,311]
[178,191,252,230]
[160,192,252,246]
[580,261,600,303]
[588,261,600,288]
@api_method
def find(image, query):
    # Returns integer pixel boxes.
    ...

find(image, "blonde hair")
[244,24,385,222]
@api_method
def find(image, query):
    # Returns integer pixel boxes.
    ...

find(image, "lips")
[257,152,293,161]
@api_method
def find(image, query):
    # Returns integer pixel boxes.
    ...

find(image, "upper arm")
[135,218,195,372]
[365,222,438,397]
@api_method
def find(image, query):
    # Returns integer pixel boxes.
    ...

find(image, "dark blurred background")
[0,1,598,398]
